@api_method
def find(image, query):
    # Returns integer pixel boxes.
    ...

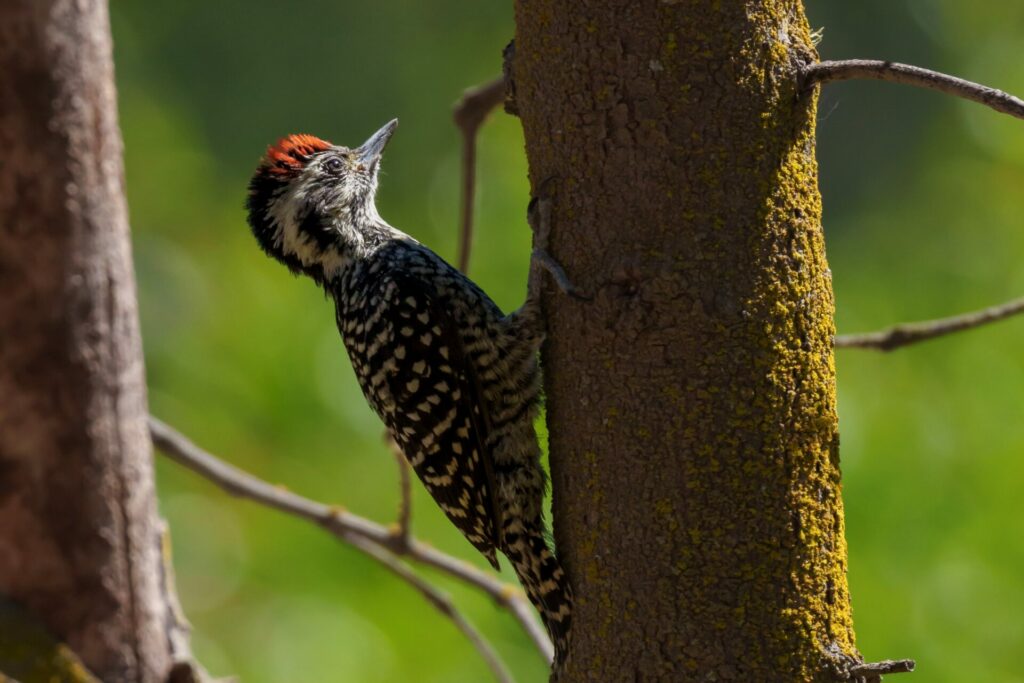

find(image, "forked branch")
[149,416,554,671]
[835,295,1024,351]
[801,59,1024,122]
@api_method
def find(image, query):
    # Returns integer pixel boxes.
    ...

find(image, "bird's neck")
[317,213,409,285]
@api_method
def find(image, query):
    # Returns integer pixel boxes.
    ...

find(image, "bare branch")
[824,643,915,682]
[344,533,514,683]
[148,416,554,664]
[386,434,413,549]
[835,295,1024,351]
[801,60,1024,122]
[848,658,915,682]
[452,76,505,273]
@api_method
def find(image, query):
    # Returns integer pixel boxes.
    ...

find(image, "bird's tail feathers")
[503,522,573,665]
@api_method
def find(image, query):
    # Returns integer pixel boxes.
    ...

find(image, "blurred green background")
[111,1,1024,681]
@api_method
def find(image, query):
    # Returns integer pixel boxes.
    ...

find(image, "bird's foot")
[527,190,590,301]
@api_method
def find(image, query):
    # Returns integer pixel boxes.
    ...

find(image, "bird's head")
[246,119,398,281]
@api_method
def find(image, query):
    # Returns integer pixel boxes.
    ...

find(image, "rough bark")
[0,1,174,681]
[512,1,857,680]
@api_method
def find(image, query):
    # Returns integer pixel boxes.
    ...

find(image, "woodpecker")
[245,120,572,661]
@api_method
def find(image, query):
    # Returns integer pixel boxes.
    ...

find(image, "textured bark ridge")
[0,1,173,681]
[512,1,856,680]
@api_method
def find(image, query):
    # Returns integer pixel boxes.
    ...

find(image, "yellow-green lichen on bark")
[513,0,856,680]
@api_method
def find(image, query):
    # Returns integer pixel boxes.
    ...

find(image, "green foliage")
[113,1,1024,680]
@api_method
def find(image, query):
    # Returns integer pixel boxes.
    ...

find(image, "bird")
[245,119,573,661]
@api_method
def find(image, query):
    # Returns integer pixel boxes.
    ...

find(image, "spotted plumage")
[245,121,572,662]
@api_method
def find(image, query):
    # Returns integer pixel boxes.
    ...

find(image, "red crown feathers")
[263,134,331,175]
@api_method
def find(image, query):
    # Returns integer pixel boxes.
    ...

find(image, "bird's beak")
[356,119,398,167]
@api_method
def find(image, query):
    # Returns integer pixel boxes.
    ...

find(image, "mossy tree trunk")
[0,1,175,681]
[512,1,858,680]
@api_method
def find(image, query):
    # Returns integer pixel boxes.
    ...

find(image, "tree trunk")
[512,1,857,680]
[0,1,174,681]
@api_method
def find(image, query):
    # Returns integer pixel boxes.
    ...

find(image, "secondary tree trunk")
[0,1,174,681]
[512,1,857,680]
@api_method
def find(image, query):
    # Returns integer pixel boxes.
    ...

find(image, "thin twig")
[386,434,413,549]
[452,76,505,273]
[848,658,915,682]
[801,59,1024,122]
[345,533,514,683]
[834,295,1024,351]
[148,416,554,664]
[824,643,915,682]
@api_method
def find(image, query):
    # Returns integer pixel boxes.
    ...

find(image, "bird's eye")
[325,157,344,173]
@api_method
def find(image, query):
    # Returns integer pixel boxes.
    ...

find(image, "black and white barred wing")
[376,271,502,570]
